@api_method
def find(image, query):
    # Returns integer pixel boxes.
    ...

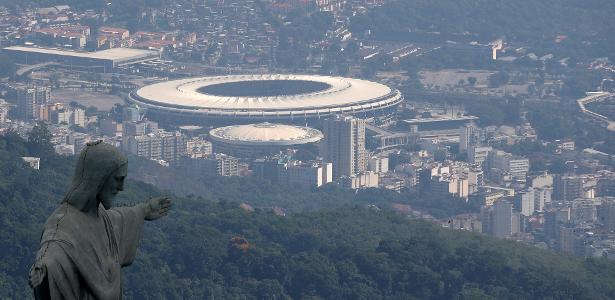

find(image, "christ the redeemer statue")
[29,140,171,299]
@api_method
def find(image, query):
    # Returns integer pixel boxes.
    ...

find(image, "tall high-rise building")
[67,132,90,153]
[192,153,239,177]
[559,226,585,256]
[515,188,535,216]
[51,107,86,127]
[253,155,334,189]
[123,120,158,137]
[161,132,186,162]
[320,115,366,178]
[486,150,529,181]
[468,146,491,165]
[598,199,615,232]
[598,176,615,197]
[285,160,333,189]
[493,200,514,238]
[124,130,185,162]
[482,200,519,238]
[467,166,484,194]
[459,122,479,153]
[544,206,571,244]
[571,198,598,224]
[534,187,552,212]
[0,99,10,125]
[123,106,141,122]
[71,108,86,127]
[554,175,584,201]
[10,86,50,120]
[186,138,212,158]
[125,134,162,160]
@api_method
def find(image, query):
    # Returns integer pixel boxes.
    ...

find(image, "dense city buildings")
[468,146,491,165]
[186,137,213,159]
[285,160,333,189]
[486,149,530,183]
[554,175,587,201]
[33,24,90,49]
[123,120,159,137]
[48,105,86,127]
[123,130,186,162]
[188,153,239,177]
[341,171,379,189]
[418,161,472,200]
[253,155,334,189]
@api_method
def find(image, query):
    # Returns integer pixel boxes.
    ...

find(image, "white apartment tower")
[0,99,10,125]
[459,122,477,153]
[12,86,50,120]
[492,200,518,238]
[321,115,367,178]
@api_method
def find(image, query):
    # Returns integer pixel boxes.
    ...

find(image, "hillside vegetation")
[1,133,615,299]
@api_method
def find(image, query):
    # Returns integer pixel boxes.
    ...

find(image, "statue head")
[63,141,128,212]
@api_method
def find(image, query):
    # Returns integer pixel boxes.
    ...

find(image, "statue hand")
[144,197,171,221]
[29,263,47,287]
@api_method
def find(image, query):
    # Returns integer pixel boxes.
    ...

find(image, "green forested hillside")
[2,133,615,299]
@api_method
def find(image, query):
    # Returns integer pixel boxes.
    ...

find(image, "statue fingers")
[28,264,47,287]
[150,196,166,203]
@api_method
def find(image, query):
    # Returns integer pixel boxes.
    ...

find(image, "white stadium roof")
[128,74,403,121]
[209,122,323,146]
[4,46,159,62]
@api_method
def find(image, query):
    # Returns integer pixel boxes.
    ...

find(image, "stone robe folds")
[30,203,145,299]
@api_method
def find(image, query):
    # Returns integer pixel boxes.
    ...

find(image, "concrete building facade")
[0,99,10,125]
[321,115,366,178]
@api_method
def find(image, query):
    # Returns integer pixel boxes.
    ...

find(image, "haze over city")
[1,0,615,298]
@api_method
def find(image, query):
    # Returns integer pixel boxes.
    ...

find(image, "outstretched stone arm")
[107,197,171,266]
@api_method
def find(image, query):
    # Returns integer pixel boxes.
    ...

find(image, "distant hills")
[2,134,615,299]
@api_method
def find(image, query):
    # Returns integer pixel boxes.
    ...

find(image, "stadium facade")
[127,74,403,124]
[209,122,323,158]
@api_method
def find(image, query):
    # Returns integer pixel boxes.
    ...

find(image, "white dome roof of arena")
[209,122,323,146]
[128,74,402,121]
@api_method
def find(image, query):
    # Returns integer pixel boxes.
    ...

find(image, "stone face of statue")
[29,141,171,299]
[98,164,127,210]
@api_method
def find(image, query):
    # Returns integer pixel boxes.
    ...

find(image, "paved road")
[577,92,615,131]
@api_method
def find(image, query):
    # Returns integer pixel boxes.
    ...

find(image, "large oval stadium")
[127,74,402,124]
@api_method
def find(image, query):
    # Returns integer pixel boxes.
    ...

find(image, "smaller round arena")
[209,122,323,158]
